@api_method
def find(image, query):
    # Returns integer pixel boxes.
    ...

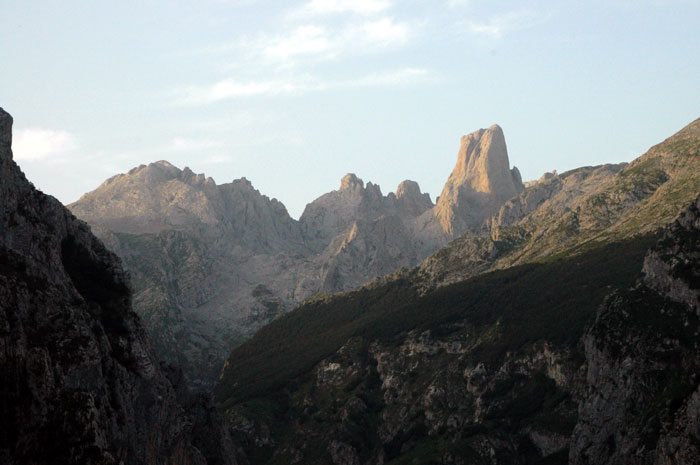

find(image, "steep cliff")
[0,108,236,465]
[571,192,700,465]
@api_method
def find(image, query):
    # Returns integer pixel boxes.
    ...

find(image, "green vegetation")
[215,233,659,407]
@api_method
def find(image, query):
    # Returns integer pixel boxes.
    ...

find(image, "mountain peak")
[396,180,421,199]
[340,173,364,191]
[396,180,434,217]
[435,124,524,234]
[452,124,512,194]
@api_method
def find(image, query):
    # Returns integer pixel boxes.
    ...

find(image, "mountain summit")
[435,124,524,234]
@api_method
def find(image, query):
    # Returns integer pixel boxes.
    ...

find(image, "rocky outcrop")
[571,193,700,465]
[299,173,393,252]
[0,108,236,464]
[433,124,524,235]
[395,180,433,217]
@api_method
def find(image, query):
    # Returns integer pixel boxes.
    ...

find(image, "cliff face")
[571,193,700,465]
[0,108,235,465]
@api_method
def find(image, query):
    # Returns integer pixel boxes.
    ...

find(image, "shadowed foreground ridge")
[0,107,236,464]
[571,191,700,465]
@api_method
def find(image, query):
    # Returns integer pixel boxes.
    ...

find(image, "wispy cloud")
[175,67,430,105]
[292,0,392,18]
[362,17,409,43]
[467,10,546,39]
[170,1,424,106]
[263,25,334,61]
[12,128,79,161]
[258,16,411,65]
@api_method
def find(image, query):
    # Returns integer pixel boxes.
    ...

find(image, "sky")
[1,0,699,219]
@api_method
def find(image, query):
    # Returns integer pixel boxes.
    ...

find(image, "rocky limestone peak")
[0,107,12,157]
[434,124,524,234]
[395,180,434,217]
[340,173,364,191]
[449,124,522,196]
[396,180,421,199]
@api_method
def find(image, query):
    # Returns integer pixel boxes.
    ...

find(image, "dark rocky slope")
[571,192,700,465]
[0,107,236,464]
[216,192,700,465]
[214,228,658,464]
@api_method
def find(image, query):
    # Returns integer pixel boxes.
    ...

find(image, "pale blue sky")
[2,0,699,218]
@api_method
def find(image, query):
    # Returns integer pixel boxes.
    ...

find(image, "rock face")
[571,193,700,465]
[0,108,236,464]
[69,125,526,389]
[434,124,524,235]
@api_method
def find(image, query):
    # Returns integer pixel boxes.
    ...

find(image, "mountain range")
[214,117,700,464]
[3,103,700,464]
[68,123,525,389]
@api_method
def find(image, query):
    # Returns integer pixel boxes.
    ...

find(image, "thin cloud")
[174,67,430,105]
[361,17,409,44]
[340,67,428,88]
[12,128,78,161]
[263,25,333,61]
[293,0,392,17]
[258,17,411,65]
[467,10,546,39]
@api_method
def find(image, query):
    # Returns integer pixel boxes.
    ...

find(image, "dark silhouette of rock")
[0,107,237,465]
